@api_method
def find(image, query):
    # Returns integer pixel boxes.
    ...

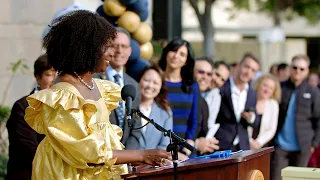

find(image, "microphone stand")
[131,109,196,180]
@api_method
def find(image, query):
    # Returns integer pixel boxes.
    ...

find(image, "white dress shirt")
[205,88,221,138]
[229,77,255,145]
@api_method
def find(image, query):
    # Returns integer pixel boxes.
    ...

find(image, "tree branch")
[189,0,204,24]
[204,0,215,30]
[204,0,214,19]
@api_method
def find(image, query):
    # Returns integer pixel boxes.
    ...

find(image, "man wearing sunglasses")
[193,57,219,155]
[193,58,231,155]
[271,55,320,180]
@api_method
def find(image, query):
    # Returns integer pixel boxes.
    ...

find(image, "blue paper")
[196,150,242,159]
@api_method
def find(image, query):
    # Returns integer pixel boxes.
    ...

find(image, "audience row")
[5,27,320,180]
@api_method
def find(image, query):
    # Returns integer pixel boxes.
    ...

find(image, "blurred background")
[0,0,320,107]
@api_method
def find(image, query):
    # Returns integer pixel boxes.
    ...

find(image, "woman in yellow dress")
[25,10,171,180]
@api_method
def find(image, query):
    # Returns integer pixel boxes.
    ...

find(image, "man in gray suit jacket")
[94,27,142,150]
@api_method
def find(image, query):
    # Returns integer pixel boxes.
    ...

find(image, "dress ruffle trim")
[25,79,122,135]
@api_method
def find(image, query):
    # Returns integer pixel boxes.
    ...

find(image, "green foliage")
[8,58,29,74]
[0,59,28,179]
[290,0,320,24]
[1,59,29,105]
[0,106,11,123]
[0,153,8,179]
[230,0,320,24]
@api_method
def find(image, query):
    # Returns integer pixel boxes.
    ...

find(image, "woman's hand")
[139,149,172,167]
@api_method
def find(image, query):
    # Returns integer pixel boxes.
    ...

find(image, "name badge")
[303,93,311,99]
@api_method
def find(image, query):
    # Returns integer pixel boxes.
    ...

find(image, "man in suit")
[271,55,320,180]
[214,53,260,151]
[95,27,142,150]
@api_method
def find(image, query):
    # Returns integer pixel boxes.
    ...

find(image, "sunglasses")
[197,70,213,76]
[292,66,306,71]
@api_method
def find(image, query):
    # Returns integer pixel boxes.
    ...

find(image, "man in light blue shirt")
[271,55,320,180]
[275,91,300,151]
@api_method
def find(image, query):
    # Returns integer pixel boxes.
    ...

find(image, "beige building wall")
[0,0,73,107]
[0,0,316,107]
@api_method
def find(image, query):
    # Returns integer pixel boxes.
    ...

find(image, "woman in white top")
[138,65,173,150]
[249,74,281,149]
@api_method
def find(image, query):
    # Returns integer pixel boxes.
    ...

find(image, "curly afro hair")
[43,10,116,74]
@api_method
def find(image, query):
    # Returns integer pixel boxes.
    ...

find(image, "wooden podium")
[122,147,274,180]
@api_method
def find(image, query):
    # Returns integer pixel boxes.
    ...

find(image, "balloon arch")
[96,0,153,81]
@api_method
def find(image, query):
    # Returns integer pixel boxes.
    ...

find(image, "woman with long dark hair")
[158,39,201,158]
[138,65,173,150]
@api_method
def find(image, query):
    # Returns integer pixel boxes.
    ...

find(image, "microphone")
[121,84,136,125]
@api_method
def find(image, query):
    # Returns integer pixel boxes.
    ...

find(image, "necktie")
[113,74,125,129]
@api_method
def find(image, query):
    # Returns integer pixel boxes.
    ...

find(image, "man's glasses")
[197,70,213,77]
[111,44,130,49]
[292,66,306,71]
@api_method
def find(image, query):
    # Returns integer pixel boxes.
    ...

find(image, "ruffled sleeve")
[24,86,119,170]
[94,78,121,112]
[94,79,125,142]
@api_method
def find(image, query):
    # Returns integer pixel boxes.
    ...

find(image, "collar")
[287,78,308,89]
[230,77,249,94]
[107,66,124,79]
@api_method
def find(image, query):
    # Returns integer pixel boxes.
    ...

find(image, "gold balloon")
[103,0,126,17]
[118,11,141,33]
[140,42,154,60]
[132,22,153,44]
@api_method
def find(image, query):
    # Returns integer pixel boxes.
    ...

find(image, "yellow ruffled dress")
[25,79,128,180]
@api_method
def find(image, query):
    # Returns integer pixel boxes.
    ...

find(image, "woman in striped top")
[159,39,201,159]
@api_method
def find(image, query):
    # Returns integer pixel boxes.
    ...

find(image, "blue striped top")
[166,81,200,140]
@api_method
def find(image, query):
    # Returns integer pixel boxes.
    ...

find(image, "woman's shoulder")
[25,85,87,135]
[27,83,84,111]
[152,103,172,118]
[265,99,279,112]
[93,78,120,92]
[93,78,122,111]
[268,99,279,106]
[191,81,200,91]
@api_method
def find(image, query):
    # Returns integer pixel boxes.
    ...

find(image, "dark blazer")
[139,103,173,150]
[275,79,320,150]
[197,96,209,138]
[94,72,142,150]
[6,90,45,180]
[214,79,259,150]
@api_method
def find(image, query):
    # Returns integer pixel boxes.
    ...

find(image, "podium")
[122,147,274,180]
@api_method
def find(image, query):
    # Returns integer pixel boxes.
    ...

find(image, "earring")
[105,60,110,66]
